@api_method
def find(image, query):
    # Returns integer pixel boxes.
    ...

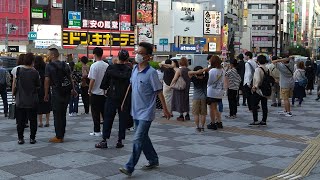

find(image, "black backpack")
[50,62,73,95]
[259,67,275,97]
[100,64,131,100]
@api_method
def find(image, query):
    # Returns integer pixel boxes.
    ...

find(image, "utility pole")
[275,0,279,57]
[5,17,9,53]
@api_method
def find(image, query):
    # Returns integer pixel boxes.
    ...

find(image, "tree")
[288,45,311,57]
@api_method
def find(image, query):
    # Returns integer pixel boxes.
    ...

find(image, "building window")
[19,0,27,13]
[0,0,6,12]
[249,4,259,9]
[252,15,259,20]
[19,20,27,35]
[8,0,16,13]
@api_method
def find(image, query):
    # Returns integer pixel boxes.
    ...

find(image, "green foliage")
[74,61,93,72]
[149,61,160,69]
[288,45,311,57]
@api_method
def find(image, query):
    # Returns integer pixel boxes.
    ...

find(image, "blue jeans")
[69,95,79,114]
[125,120,158,173]
[218,101,223,113]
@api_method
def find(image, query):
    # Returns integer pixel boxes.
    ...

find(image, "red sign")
[119,15,131,32]
[136,1,153,23]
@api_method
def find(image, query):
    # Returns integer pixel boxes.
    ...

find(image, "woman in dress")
[292,61,307,107]
[170,57,191,121]
[305,60,315,95]
[34,56,51,127]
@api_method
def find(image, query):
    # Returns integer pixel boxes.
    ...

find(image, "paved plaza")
[1,93,320,180]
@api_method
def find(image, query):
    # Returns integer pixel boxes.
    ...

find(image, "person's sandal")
[44,124,50,127]
[38,124,43,128]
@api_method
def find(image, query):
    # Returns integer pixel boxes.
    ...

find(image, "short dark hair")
[80,56,89,64]
[237,54,244,60]
[17,54,26,65]
[34,56,46,71]
[165,59,172,65]
[257,55,267,64]
[118,49,129,61]
[272,56,278,60]
[194,66,203,71]
[93,47,103,58]
[172,59,179,68]
[245,51,253,59]
[24,53,35,66]
[139,42,153,55]
[48,48,59,58]
[207,54,213,61]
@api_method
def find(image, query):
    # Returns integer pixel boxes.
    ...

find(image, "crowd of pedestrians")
[2,40,320,177]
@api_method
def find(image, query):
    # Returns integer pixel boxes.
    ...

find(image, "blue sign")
[68,11,81,20]
[28,32,37,40]
[200,38,206,45]
[159,38,168,46]
[172,44,197,52]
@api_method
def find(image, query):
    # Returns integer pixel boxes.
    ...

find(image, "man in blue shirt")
[119,42,171,176]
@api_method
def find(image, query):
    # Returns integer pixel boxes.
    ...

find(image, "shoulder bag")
[171,76,186,90]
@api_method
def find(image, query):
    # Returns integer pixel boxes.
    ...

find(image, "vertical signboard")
[136,0,154,24]
[203,11,221,35]
[68,11,81,29]
[119,15,131,32]
[153,1,158,25]
[138,24,153,44]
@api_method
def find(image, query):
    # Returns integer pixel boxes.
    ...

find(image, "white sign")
[33,24,61,40]
[35,40,61,49]
[203,11,221,35]
[172,2,203,37]
[82,19,119,30]
[208,42,217,52]
[138,24,153,44]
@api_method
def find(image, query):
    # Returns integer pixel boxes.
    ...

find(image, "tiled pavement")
[1,93,320,179]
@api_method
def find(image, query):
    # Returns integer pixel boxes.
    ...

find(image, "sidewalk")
[0,94,320,179]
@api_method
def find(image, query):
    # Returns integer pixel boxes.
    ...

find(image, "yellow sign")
[62,30,135,47]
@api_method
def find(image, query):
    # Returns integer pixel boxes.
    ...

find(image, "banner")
[82,20,119,30]
[138,24,153,44]
[119,15,131,32]
[62,29,135,48]
[203,11,221,35]
[136,0,153,24]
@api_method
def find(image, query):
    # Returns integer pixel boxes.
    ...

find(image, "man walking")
[119,42,171,176]
[272,56,294,117]
[44,48,76,143]
[0,60,10,117]
[243,51,257,111]
[88,47,109,136]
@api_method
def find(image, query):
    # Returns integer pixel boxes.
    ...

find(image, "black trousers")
[237,83,246,105]
[102,98,129,140]
[16,107,37,139]
[52,91,70,139]
[243,84,253,110]
[0,86,8,114]
[91,94,106,132]
[252,92,268,122]
[81,86,90,114]
[228,89,238,116]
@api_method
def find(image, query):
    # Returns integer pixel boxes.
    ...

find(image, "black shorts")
[206,97,222,105]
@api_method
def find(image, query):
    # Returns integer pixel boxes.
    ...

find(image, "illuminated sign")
[119,15,131,32]
[203,11,221,35]
[62,30,135,47]
[82,20,119,30]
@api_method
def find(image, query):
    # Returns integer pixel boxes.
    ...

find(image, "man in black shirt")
[236,54,246,106]
[44,48,76,143]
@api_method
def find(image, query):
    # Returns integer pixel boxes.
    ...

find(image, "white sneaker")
[72,113,78,116]
[285,112,293,117]
[89,132,102,136]
[69,113,73,117]
[127,127,135,131]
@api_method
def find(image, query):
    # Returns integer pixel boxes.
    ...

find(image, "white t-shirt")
[207,68,225,99]
[88,60,109,95]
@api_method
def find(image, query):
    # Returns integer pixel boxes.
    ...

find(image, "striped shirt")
[225,68,241,90]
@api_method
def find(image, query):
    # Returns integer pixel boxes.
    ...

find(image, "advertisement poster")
[203,11,221,35]
[138,24,153,44]
[136,0,154,24]
[172,2,203,37]
[33,24,61,40]
[119,15,131,32]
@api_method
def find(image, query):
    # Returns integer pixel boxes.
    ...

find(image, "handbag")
[171,76,186,90]
[8,97,15,119]
[298,71,308,87]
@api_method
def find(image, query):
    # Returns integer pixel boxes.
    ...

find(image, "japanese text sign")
[203,11,221,35]
[82,19,119,30]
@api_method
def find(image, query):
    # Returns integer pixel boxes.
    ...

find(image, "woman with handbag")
[292,61,307,107]
[13,53,40,144]
[170,57,191,121]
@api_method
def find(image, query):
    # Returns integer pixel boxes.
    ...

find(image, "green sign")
[31,8,43,18]
[31,8,43,13]
[68,20,81,28]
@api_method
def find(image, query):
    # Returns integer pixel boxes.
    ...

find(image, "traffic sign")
[68,11,81,20]
[159,38,168,45]
[28,32,37,40]
[200,38,206,45]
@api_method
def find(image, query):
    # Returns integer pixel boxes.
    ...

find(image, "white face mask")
[135,54,144,63]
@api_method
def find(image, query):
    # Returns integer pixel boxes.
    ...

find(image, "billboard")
[138,24,153,44]
[119,15,131,32]
[82,20,119,30]
[136,0,154,24]
[62,29,135,48]
[33,24,61,40]
[203,11,221,35]
[172,2,203,37]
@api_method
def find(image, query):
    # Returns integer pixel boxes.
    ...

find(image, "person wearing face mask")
[87,47,109,137]
[119,42,171,177]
